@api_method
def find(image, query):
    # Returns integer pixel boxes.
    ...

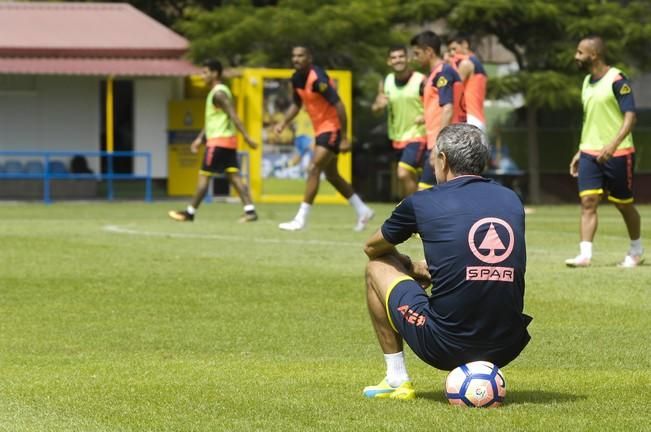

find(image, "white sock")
[348,193,367,215]
[295,202,311,223]
[384,351,410,387]
[579,241,592,259]
[630,238,643,255]
[243,204,255,213]
[186,205,196,215]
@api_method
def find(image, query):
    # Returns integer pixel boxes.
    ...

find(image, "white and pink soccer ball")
[445,361,506,408]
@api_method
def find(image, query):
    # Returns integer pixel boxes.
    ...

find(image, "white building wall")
[0,75,101,172]
[134,78,174,178]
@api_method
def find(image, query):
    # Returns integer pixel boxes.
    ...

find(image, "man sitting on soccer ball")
[362,124,532,400]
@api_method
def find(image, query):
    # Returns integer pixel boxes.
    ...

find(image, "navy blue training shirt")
[381,175,529,348]
[291,65,340,107]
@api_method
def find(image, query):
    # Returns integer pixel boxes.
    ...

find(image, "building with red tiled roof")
[0,2,201,178]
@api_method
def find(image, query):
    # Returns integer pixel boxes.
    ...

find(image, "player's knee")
[198,175,210,188]
[580,195,599,211]
[306,163,322,178]
[365,259,386,279]
[397,168,413,181]
[613,202,634,212]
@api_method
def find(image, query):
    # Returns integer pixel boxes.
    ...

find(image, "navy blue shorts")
[315,130,341,154]
[395,141,426,174]
[419,149,437,188]
[200,146,239,176]
[386,277,530,371]
[578,152,635,203]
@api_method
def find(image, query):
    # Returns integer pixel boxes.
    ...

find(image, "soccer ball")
[445,361,506,407]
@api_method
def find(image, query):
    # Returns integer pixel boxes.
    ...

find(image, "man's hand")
[190,137,202,154]
[244,136,258,150]
[411,259,431,289]
[569,151,580,177]
[597,143,617,164]
[273,123,286,136]
[372,94,389,112]
[339,136,351,153]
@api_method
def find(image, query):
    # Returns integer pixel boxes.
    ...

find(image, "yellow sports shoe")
[362,379,415,400]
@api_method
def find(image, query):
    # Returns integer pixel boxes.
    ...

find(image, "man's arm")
[569,150,580,177]
[190,128,206,154]
[364,228,430,287]
[213,91,258,149]
[334,101,350,152]
[364,228,400,259]
[371,79,388,113]
[597,111,636,163]
[274,103,301,135]
[440,103,453,129]
[436,67,456,129]
[457,58,474,82]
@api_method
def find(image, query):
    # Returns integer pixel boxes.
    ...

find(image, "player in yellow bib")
[566,36,643,268]
[372,45,427,197]
[169,59,259,223]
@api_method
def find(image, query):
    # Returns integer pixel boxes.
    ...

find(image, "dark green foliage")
[449,0,651,108]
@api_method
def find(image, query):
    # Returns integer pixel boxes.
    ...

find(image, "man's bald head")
[581,36,606,60]
[575,35,607,72]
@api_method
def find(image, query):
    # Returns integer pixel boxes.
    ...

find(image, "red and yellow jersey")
[291,66,340,135]
[423,62,466,149]
[451,53,487,126]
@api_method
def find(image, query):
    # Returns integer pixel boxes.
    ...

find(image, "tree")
[176,0,447,167]
[177,0,435,97]
[448,0,651,203]
[175,0,651,202]
[73,0,243,27]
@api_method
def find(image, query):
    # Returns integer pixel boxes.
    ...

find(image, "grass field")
[1,201,650,431]
[262,177,338,196]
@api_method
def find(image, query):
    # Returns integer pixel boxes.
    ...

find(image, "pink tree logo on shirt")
[468,218,514,264]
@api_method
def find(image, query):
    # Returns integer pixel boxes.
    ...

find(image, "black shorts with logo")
[200,146,239,176]
[386,277,531,371]
[315,130,342,154]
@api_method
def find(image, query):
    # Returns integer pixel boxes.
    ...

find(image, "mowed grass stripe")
[0,202,649,431]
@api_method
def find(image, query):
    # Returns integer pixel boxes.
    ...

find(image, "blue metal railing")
[0,150,152,203]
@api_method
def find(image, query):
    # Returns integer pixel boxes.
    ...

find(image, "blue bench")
[0,151,152,203]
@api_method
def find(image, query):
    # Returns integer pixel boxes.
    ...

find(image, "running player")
[274,45,374,231]
[410,31,466,189]
[566,35,644,268]
[372,45,427,197]
[448,34,487,131]
[362,124,532,399]
[168,59,258,223]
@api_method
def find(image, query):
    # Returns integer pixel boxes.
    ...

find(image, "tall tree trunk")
[527,106,541,204]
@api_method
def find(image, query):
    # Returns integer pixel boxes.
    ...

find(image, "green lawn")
[0,202,649,431]
[262,177,338,196]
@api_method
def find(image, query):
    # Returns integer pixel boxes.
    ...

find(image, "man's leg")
[615,202,641,240]
[278,146,332,231]
[168,174,210,222]
[566,194,600,266]
[366,256,407,354]
[580,194,600,242]
[363,255,415,400]
[397,164,418,197]
[396,142,423,197]
[323,154,353,199]
[227,172,258,223]
[614,202,644,267]
[304,145,333,203]
[323,157,375,231]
